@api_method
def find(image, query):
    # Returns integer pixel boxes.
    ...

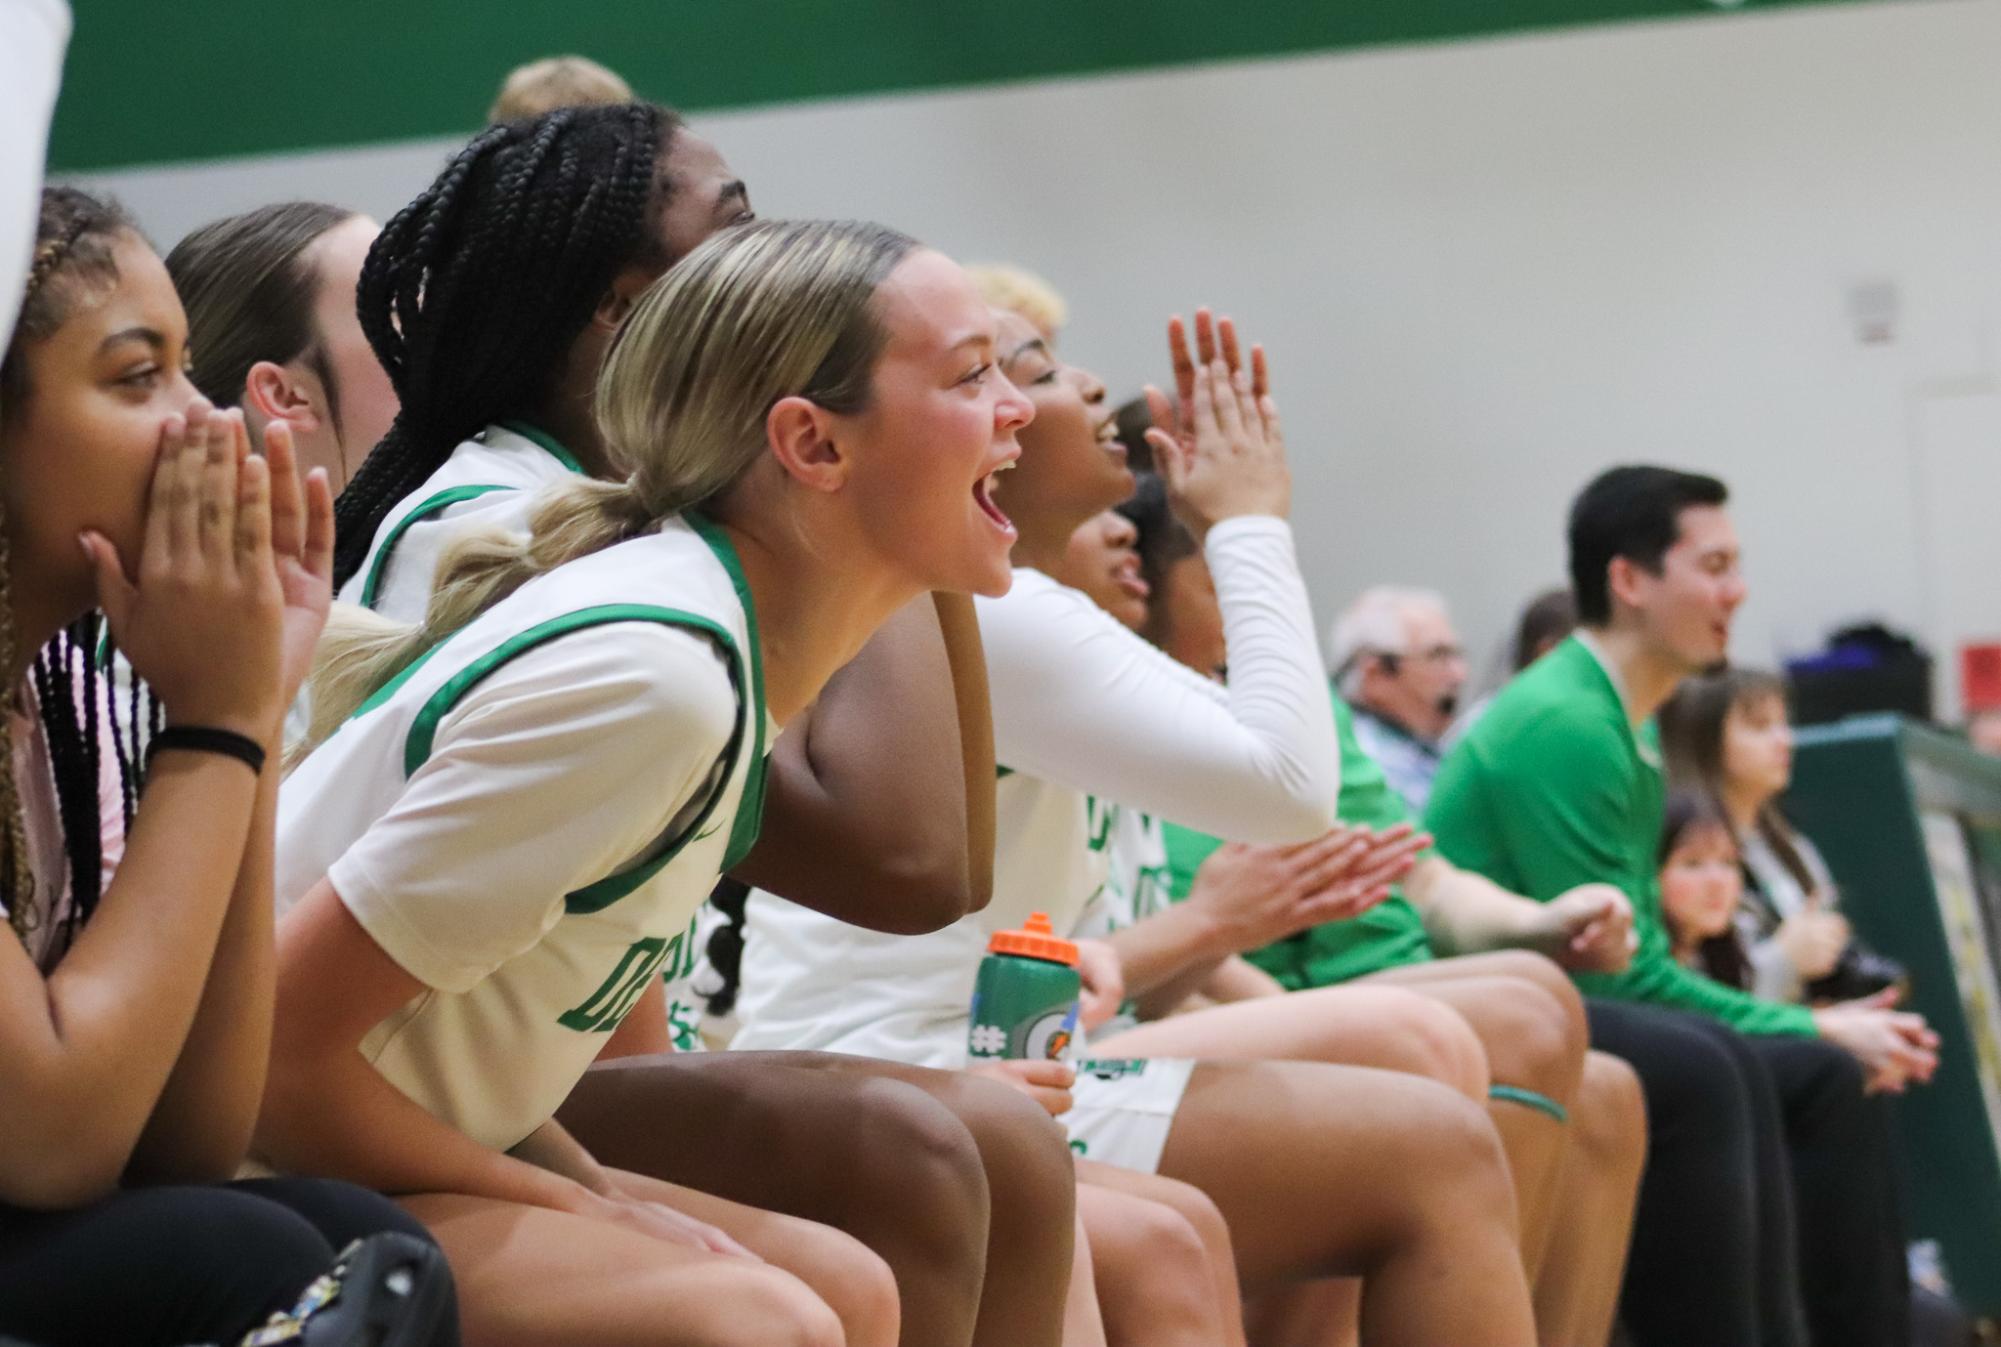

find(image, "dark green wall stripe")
[54,0,1897,172]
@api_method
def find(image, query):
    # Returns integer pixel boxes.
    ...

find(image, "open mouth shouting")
[975,452,1019,536]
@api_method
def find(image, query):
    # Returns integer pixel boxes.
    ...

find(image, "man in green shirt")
[1428,464,1929,1347]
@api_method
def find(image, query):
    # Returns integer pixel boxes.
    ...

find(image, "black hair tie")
[146,725,267,777]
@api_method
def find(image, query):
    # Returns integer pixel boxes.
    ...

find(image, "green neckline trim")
[359,483,514,610]
[495,420,587,476]
[682,509,770,867]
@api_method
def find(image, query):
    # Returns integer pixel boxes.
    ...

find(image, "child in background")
[1657,791,1753,988]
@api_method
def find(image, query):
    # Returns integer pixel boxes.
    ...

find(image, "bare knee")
[1389,1079,1521,1239]
[935,1070,1078,1230]
[843,1076,991,1252]
[1469,950,1579,1007]
[1152,1175,1237,1272]
[1384,989,1490,1099]
[1574,1052,1647,1179]
[689,1263,847,1347]
[812,1234,900,1347]
[1091,1195,1223,1329]
[1481,984,1587,1104]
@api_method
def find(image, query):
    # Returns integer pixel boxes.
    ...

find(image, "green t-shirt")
[1162,695,1435,988]
[1424,635,1815,1037]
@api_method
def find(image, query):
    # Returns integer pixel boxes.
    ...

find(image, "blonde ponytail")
[302,219,916,742]
[302,477,652,744]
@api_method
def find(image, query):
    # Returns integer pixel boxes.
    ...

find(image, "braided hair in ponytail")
[329,101,682,588]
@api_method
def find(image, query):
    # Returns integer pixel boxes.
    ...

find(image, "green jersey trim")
[358,483,515,610]
[356,423,584,611]
[682,509,770,871]
[391,602,752,916]
[495,420,587,476]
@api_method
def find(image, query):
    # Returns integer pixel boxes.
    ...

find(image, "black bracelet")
[146,725,267,776]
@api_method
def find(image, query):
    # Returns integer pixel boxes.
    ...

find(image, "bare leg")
[1365,953,1642,1344]
[1245,1281,1360,1347]
[1364,968,1584,1280]
[1530,1053,1646,1347]
[399,1192,843,1347]
[1078,1164,1245,1347]
[1159,1059,1536,1347]
[608,1167,899,1347]
[1089,983,1490,1099]
[560,1053,986,1347]
[1063,1211,1110,1347]
[1079,1161,1247,1347]
[752,1050,1081,1347]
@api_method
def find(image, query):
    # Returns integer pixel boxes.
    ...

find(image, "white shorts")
[1063,1057,1197,1174]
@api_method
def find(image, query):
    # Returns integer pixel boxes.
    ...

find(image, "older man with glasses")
[1327,586,1470,815]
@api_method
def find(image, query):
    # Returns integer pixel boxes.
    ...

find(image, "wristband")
[147,725,267,776]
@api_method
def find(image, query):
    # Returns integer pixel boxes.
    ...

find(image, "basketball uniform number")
[558,934,679,1032]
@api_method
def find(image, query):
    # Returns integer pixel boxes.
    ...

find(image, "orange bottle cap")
[987,911,1079,966]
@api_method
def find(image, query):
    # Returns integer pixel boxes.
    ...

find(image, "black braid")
[97,627,150,835]
[702,877,751,1017]
[30,625,105,940]
[330,100,682,588]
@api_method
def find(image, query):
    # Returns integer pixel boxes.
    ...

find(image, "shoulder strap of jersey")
[358,423,586,611]
[395,602,754,915]
[358,483,517,610]
[683,510,768,870]
[495,420,588,475]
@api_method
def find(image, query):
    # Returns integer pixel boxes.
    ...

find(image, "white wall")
[77,0,2001,705]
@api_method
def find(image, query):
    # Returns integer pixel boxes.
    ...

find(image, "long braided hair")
[329,101,682,589]
[1,188,160,951]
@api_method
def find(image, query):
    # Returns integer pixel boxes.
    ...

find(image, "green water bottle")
[968,911,1081,1061]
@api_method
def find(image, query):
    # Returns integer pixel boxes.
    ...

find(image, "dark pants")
[1729,1025,1911,1347]
[1588,999,1909,1347]
[0,1176,439,1347]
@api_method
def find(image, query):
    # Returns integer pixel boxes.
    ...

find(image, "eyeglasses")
[1376,645,1466,671]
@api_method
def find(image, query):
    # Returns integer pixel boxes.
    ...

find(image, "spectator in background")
[1428,463,1935,1347]
[1512,585,1578,673]
[1658,667,1903,1004]
[168,203,395,494]
[1655,789,1753,985]
[1445,585,1579,750]
[1967,706,2001,757]
[967,263,1068,344]
[1654,782,1974,1347]
[488,54,633,123]
[1328,586,1470,815]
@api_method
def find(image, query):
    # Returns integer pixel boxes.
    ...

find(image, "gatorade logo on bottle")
[968,911,1083,1061]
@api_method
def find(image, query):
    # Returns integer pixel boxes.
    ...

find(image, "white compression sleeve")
[979,516,1338,844]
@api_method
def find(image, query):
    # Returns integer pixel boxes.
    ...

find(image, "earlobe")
[595,291,633,331]
[766,396,848,494]
[595,266,650,331]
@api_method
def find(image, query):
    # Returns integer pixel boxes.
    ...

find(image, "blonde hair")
[304,219,918,748]
[966,263,1067,341]
[489,56,635,123]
